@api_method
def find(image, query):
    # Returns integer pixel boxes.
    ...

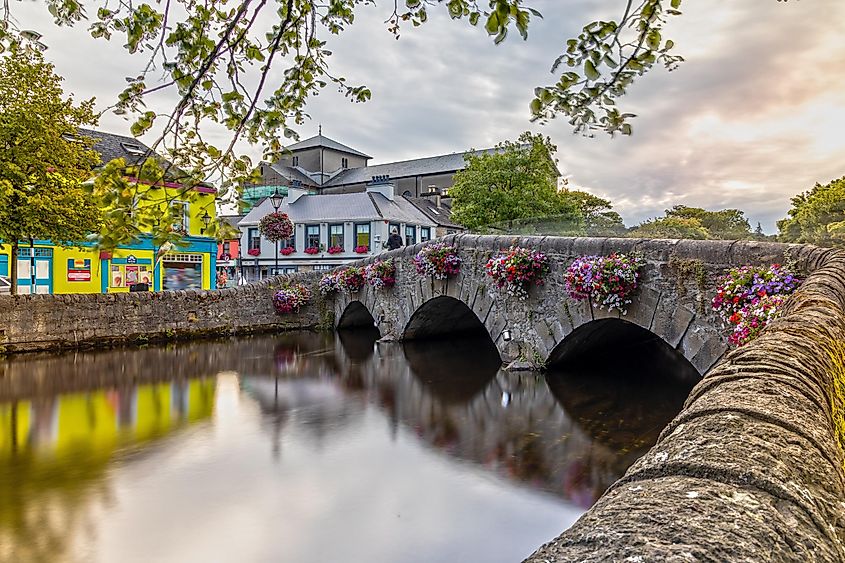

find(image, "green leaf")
[584,60,599,81]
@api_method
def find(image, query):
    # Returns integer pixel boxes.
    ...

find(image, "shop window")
[405,225,416,246]
[329,224,344,249]
[420,227,431,243]
[313,264,332,272]
[162,254,203,290]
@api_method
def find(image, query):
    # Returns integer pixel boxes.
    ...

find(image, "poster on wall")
[139,265,151,285]
[67,259,92,282]
[125,265,139,286]
[111,265,123,288]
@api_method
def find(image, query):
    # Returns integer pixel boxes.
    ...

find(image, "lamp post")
[269,187,284,276]
[199,210,211,234]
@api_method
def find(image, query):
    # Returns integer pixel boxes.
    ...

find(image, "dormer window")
[120,142,146,157]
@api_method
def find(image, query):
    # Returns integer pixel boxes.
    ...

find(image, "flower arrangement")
[354,245,369,254]
[485,246,550,299]
[247,248,260,257]
[337,267,365,293]
[305,246,320,255]
[327,245,344,255]
[727,294,786,346]
[272,283,312,314]
[259,212,294,242]
[563,253,645,314]
[413,243,461,279]
[712,263,801,346]
[364,259,397,290]
[319,271,341,295]
[280,246,295,256]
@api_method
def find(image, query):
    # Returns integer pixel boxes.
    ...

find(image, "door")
[17,248,53,294]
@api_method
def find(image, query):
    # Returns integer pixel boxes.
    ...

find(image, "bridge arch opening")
[337,301,378,331]
[402,296,490,341]
[547,318,700,384]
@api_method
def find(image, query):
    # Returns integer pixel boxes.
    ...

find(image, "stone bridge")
[333,235,818,377]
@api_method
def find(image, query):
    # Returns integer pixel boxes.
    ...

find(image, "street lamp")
[270,187,283,276]
[200,210,212,234]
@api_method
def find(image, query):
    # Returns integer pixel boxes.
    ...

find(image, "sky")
[9,0,845,232]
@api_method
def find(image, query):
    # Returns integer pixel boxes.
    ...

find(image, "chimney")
[366,175,395,201]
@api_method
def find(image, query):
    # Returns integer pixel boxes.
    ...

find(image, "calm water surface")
[0,331,693,562]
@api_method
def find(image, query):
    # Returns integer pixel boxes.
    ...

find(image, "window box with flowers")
[280,247,295,256]
[272,283,312,314]
[563,253,645,314]
[247,248,261,257]
[712,263,801,346]
[354,245,369,254]
[364,259,397,290]
[327,245,344,255]
[485,246,549,300]
[304,246,320,255]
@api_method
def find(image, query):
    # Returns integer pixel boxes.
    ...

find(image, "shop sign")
[67,258,92,282]
[126,255,138,264]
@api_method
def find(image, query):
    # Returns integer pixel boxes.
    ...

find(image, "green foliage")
[449,132,572,231]
[0,48,101,293]
[778,176,845,248]
[631,216,710,240]
[562,189,626,235]
[665,205,751,240]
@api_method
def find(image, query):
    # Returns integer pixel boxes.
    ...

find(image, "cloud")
[8,0,845,232]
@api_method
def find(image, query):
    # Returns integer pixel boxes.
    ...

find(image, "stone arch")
[546,318,700,384]
[337,300,378,330]
[402,296,492,342]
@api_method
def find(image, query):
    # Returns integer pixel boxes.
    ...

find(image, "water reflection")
[0,331,693,563]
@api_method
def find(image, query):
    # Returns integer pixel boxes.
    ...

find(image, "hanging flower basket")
[354,245,369,254]
[485,246,549,300]
[365,259,397,290]
[304,246,320,255]
[564,253,645,314]
[413,243,461,279]
[337,267,366,293]
[319,271,341,295]
[272,283,312,314]
[327,245,344,255]
[259,212,294,242]
[712,263,801,346]
[247,248,260,257]
[280,246,295,256]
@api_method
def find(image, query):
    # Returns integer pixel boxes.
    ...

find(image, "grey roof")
[285,134,372,159]
[220,215,244,229]
[267,163,319,186]
[325,147,502,187]
[240,190,435,227]
[406,196,464,229]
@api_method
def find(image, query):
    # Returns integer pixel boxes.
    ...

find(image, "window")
[281,232,295,249]
[405,225,416,246]
[355,223,371,249]
[248,228,261,251]
[329,224,344,250]
[171,201,189,234]
[313,264,333,272]
[292,156,299,166]
[120,142,146,156]
[420,227,431,243]
[342,157,348,168]
[305,224,320,249]
[222,242,230,254]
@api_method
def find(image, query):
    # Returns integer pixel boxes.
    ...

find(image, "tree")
[630,216,710,240]
[0,0,690,200]
[777,176,845,248]
[560,190,626,235]
[0,49,101,294]
[449,132,576,231]
[665,205,752,240]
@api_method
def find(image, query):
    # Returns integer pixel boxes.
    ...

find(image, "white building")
[238,181,438,280]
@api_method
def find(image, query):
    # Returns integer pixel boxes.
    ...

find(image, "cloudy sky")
[10,0,845,231]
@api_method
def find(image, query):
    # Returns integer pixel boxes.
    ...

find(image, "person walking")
[386,228,403,250]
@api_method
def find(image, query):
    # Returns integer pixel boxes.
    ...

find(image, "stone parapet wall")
[524,246,845,562]
[0,272,326,354]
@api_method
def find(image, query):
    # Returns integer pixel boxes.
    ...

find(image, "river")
[0,330,694,562]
